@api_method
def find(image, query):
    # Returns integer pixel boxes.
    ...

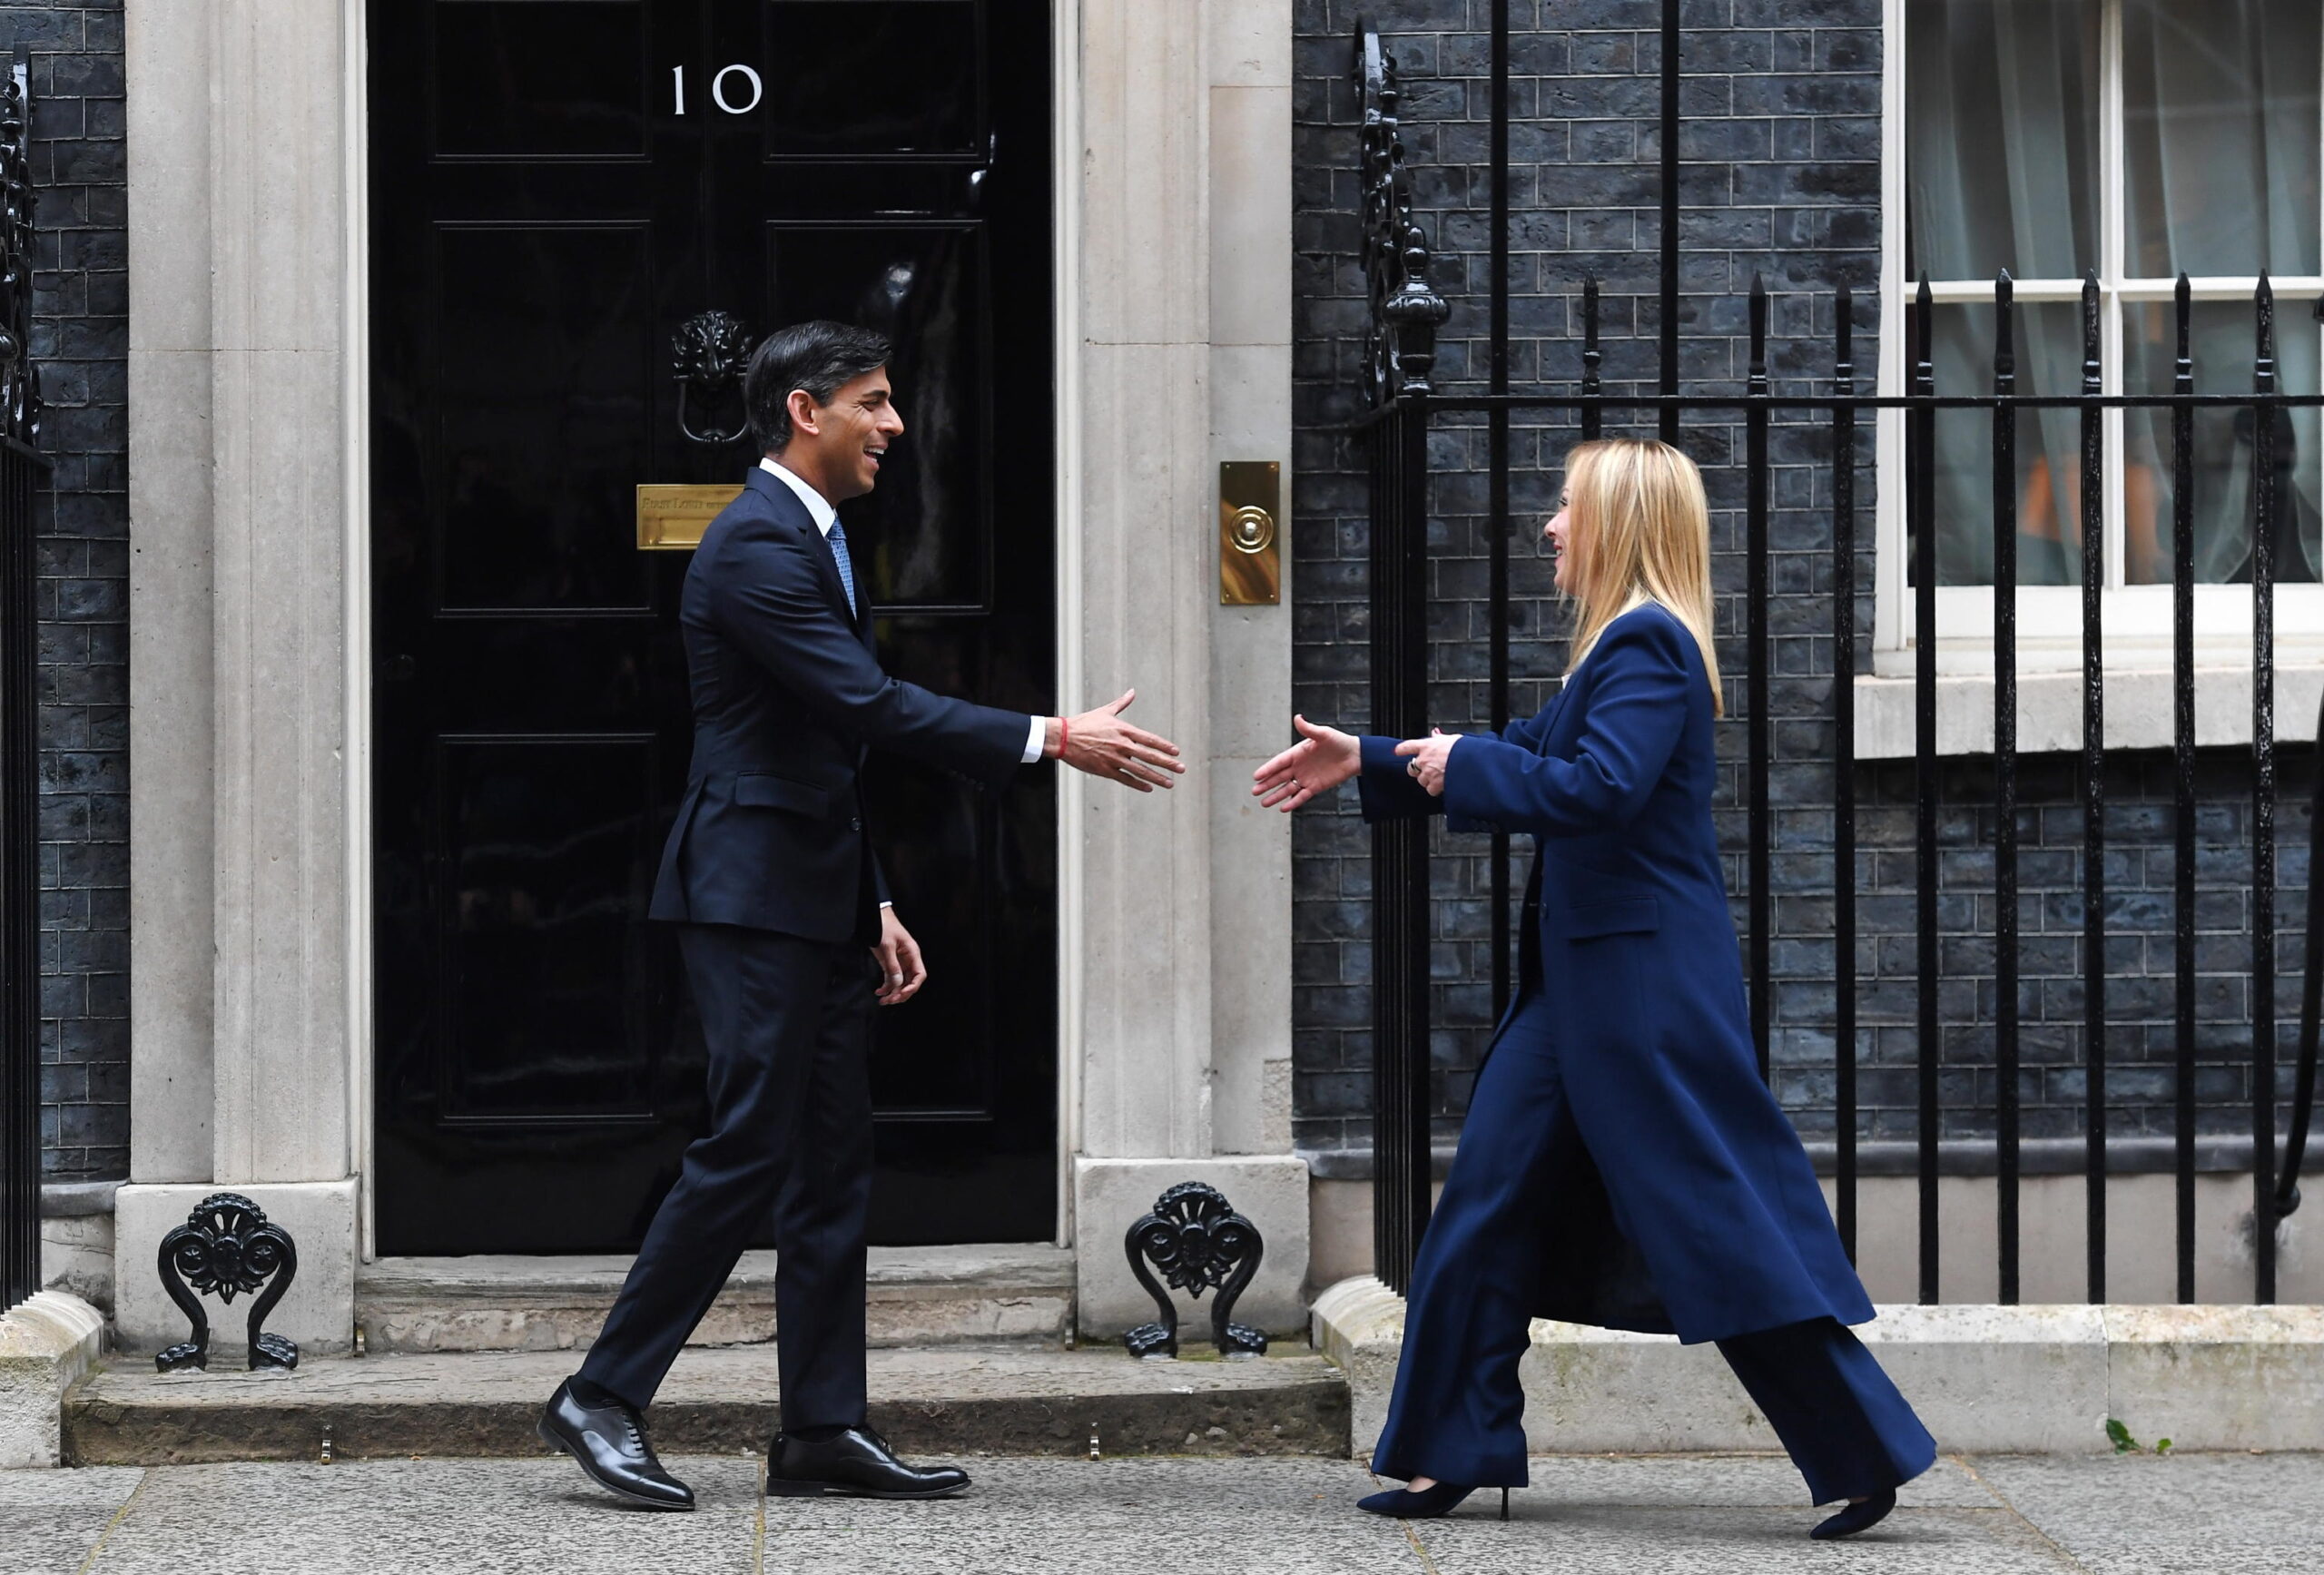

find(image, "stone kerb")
[1312,1275,2324,1457]
[0,1290,108,1468]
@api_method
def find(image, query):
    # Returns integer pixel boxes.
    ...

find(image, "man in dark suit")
[539,321,1182,1509]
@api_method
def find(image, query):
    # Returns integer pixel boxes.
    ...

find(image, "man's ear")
[785,388,821,438]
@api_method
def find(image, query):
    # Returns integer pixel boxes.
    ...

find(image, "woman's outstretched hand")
[1394,729,1456,796]
[1253,714,1361,811]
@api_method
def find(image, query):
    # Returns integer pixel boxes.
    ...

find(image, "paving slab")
[1965,1452,2324,1574]
[64,1343,1349,1463]
[0,1465,146,1575]
[11,1450,2316,1575]
[0,1463,146,1507]
[1464,1452,2002,1508]
[64,1458,766,1575]
[5,1511,132,1575]
[1413,1504,2077,1574]
[762,1457,1417,1575]
[1399,1456,2061,1574]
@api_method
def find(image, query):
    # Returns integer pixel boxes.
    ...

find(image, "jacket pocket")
[1553,897,1660,939]
[731,771,831,819]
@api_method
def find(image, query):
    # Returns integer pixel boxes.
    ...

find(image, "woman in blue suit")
[1255,438,1934,1540]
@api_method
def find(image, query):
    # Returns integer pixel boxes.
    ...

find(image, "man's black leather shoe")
[539,1378,695,1511]
[765,1425,970,1500]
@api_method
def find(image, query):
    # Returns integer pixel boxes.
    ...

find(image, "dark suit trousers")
[1371,992,1935,1499]
[578,922,874,1427]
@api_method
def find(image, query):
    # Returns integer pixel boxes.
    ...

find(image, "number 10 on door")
[672,64,763,116]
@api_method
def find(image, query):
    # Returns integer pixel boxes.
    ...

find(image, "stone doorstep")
[354,1244,1077,1354]
[1313,1275,2324,1460]
[61,1343,1352,1466]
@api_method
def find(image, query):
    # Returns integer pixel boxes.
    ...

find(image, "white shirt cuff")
[1022,715,1048,763]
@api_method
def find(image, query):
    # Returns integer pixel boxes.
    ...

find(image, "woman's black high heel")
[1357,1482,1510,1521]
[1810,1488,1896,1540]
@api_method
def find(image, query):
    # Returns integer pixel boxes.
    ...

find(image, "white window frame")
[1876,0,2324,684]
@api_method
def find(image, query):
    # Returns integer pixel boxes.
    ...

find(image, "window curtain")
[1906,0,2321,586]
[1908,1,2099,586]
[2119,0,2321,584]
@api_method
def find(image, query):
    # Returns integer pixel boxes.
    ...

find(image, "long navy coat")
[1359,601,1873,1344]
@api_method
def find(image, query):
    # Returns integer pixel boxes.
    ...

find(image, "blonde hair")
[1558,438,1724,717]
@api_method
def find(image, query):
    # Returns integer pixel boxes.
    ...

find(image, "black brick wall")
[1289,0,2311,1160]
[12,2,127,1181]
[1824,754,2315,1147]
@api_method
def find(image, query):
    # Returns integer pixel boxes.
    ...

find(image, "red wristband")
[1054,715,1068,760]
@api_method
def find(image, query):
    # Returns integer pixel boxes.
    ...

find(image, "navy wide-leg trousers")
[579,922,875,1428]
[1369,995,1935,1501]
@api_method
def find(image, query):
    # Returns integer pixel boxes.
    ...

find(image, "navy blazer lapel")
[1534,679,1574,750]
[744,467,860,631]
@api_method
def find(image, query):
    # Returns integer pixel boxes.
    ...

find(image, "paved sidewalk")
[5,1451,2312,1573]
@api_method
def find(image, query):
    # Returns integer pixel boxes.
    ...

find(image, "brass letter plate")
[635,484,743,550]
[1219,460,1282,605]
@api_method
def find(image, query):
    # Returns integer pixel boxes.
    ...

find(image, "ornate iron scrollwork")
[1122,1181,1266,1360]
[0,46,42,447]
[154,1193,300,1373]
[1355,22,1450,407]
[672,310,754,444]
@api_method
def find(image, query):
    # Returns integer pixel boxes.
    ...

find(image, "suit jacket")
[1358,601,1874,1344]
[648,466,1034,944]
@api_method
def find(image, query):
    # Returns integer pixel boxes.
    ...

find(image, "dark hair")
[745,320,891,453]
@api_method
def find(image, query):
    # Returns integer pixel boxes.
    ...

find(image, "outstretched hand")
[1060,689,1184,792]
[1252,714,1361,811]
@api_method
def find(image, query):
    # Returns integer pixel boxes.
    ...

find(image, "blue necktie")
[827,519,858,618]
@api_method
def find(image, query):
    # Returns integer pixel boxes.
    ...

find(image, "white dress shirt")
[759,457,1047,771]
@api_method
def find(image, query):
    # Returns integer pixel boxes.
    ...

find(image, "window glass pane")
[1922,302,2093,586]
[2122,0,2320,279]
[1907,1,2100,281]
[2122,300,2322,584]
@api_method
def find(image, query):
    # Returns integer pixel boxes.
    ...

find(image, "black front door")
[369,0,1056,1255]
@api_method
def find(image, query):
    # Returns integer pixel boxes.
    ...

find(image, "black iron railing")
[0,44,44,1316]
[1350,15,2324,1304]
[1354,22,1443,1300]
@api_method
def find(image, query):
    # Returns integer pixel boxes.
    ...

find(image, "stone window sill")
[1852,664,2324,760]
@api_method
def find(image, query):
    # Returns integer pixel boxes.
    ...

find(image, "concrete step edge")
[1314,1275,2324,1457]
[358,1245,1078,1298]
[351,1246,1080,1354]
[63,1366,1352,1465]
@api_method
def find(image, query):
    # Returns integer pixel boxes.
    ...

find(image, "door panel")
[371,0,1056,1255]
[435,225,657,610]
[434,735,662,1122]
[765,223,990,607]
[432,3,653,162]
[756,3,983,158]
